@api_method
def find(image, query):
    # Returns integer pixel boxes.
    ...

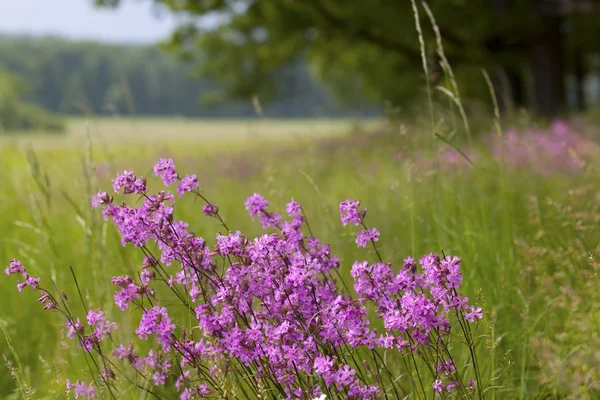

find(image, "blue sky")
[0,0,178,43]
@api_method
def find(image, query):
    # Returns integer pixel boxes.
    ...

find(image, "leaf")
[434,132,476,168]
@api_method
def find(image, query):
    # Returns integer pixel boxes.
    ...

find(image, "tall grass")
[1,114,598,398]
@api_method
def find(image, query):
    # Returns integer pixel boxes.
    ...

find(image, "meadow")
[1,114,599,399]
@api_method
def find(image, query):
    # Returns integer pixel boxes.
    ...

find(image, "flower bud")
[100,192,113,204]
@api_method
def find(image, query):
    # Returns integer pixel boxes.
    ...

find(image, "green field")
[0,117,377,147]
[1,116,599,399]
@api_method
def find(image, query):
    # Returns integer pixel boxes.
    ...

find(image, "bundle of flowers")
[401,120,598,175]
[6,158,484,399]
[486,120,596,175]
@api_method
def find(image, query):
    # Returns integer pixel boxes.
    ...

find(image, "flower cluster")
[339,200,362,226]
[66,380,95,399]
[135,306,175,353]
[487,120,596,174]
[5,158,484,400]
[401,119,599,175]
[65,309,118,353]
[4,259,40,292]
[112,170,146,194]
[339,201,381,249]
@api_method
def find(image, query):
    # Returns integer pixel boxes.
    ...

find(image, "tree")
[0,67,64,132]
[96,0,600,117]
[0,36,362,118]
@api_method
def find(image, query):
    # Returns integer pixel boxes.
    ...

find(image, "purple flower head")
[4,260,36,293]
[216,231,245,257]
[112,343,135,361]
[79,336,95,353]
[101,367,115,381]
[112,171,146,194]
[66,380,95,399]
[17,274,40,292]
[348,384,379,399]
[339,200,362,226]
[198,384,211,397]
[66,318,85,340]
[181,384,211,399]
[468,378,477,392]
[112,170,133,193]
[175,370,190,391]
[142,256,158,269]
[111,275,134,288]
[180,389,191,400]
[259,211,282,229]
[285,198,302,217]
[244,193,269,218]
[356,228,380,248]
[114,283,142,311]
[153,158,178,186]
[140,269,155,285]
[38,290,56,310]
[202,203,218,216]
[136,306,175,352]
[465,306,483,322]
[5,259,26,276]
[90,191,113,208]
[86,309,118,341]
[335,364,357,389]
[436,360,456,376]
[453,294,469,310]
[433,379,443,393]
[153,370,166,386]
[86,309,104,327]
[314,356,335,374]
[403,256,417,273]
[148,357,171,386]
[177,174,199,196]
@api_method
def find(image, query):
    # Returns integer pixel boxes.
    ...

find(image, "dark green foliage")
[0,100,65,133]
[96,0,600,116]
[0,68,64,133]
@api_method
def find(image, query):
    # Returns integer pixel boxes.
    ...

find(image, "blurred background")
[1,0,600,131]
[3,1,600,399]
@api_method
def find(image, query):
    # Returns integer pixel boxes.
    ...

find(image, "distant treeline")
[0,36,380,118]
[0,66,64,133]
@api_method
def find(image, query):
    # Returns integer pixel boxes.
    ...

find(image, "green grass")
[0,116,378,148]
[0,116,598,399]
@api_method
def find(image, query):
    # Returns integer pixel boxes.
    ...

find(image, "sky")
[0,0,178,43]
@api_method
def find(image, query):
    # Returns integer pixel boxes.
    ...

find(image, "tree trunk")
[529,15,565,117]
[494,67,525,114]
[490,0,526,114]
[574,47,586,111]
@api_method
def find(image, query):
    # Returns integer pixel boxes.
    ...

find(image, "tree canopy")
[96,0,600,116]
